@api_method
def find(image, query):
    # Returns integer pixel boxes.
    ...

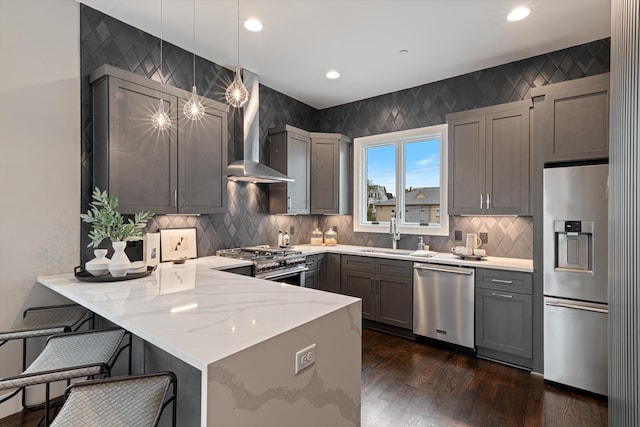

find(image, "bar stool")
[0,328,129,426]
[50,372,177,427]
[0,304,92,408]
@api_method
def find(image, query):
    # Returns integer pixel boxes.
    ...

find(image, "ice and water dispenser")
[553,220,594,273]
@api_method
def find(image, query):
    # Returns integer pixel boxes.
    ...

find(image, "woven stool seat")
[0,304,88,342]
[51,372,176,427]
[0,328,128,426]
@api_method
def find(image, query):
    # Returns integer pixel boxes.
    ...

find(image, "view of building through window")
[365,137,441,225]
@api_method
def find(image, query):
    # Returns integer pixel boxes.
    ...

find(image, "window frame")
[353,124,449,236]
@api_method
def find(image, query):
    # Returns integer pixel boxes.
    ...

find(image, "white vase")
[85,249,110,276]
[108,241,130,277]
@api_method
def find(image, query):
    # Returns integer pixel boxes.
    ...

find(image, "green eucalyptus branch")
[81,187,154,248]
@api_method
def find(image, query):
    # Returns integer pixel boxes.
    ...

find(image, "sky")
[366,137,441,197]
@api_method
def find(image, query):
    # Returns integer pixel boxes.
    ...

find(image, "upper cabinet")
[310,132,353,215]
[268,125,311,215]
[90,65,228,215]
[447,100,532,216]
[531,73,610,163]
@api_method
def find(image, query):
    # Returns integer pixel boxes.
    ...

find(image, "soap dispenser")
[418,237,425,251]
[278,230,284,248]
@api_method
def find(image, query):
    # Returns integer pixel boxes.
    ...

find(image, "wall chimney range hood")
[227,70,294,184]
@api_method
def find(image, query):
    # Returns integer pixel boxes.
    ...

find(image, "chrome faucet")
[390,216,401,249]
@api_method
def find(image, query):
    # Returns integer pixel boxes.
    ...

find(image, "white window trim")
[353,124,449,236]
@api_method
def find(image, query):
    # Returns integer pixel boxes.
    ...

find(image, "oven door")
[257,268,308,286]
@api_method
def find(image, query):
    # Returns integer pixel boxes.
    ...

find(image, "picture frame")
[144,232,161,267]
[160,228,197,262]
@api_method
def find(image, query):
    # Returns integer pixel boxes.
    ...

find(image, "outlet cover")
[454,230,462,241]
[295,343,316,374]
[290,225,295,235]
[480,232,488,244]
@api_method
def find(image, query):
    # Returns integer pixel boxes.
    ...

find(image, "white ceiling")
[79,0,611,109]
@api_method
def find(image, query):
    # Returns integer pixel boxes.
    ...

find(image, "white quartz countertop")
[37,260,359,371]
[294,244,533,273]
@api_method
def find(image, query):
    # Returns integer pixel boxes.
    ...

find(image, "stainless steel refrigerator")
[543,163,608,396]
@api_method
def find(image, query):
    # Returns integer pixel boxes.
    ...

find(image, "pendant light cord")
[192,0,196,85]
[160,0,164,101]
[237,0,240,68]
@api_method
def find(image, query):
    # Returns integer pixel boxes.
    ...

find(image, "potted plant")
[81,187,154,277]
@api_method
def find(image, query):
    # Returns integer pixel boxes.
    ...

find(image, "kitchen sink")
[357,248,414,255]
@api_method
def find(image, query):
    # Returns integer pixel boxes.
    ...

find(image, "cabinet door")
[448,115,486,215]
[178,99,227,214]
[341,269,375,320]
[311,137,340,214]
[475,288,532,359]
[95,78,178,214]
[485,106,530,215]
[305,270,318,289]
[376,274,413,330]
[269,130,310,214]
[323,253,341,294]
[542,74,609,162]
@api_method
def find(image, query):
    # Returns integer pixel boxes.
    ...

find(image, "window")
[353,124,449,236]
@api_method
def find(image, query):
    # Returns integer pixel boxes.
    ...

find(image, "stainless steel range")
[217,246,308,286]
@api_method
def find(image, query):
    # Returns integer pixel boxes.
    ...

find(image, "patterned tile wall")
[80,4,609,261]
[80,5,317,262]
[316,38,610,259]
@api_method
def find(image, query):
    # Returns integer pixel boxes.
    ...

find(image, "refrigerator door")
[543,164,608,303]
[544,297,608,395]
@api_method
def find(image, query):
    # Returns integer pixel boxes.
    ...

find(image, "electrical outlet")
[480,232,488,244]
[295,343,316,374]
[290,225,295,235]
[454,230,462,241]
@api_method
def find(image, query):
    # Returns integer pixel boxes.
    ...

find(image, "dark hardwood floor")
[361,329,607,426]
[0,329,608,427]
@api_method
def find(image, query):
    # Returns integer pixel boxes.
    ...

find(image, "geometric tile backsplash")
[80,5,609,262]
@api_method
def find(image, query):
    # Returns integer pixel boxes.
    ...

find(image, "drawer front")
[475,268,532,294]
[375,258,412,278]
[305,254,319,271]
[342,255,376,272]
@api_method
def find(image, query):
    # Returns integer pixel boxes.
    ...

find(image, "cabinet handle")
[287,196,291,210]
[491,292,513,299]
[491,278,513,284]
[487,193,491,210]
[172,190,177,207]
[480,193,483,209]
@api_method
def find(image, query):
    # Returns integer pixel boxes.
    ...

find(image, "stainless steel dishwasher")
[413,263,475,349]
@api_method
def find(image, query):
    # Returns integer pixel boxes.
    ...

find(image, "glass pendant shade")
[184,86,205,120]
[225,68,249,108]
[151,99,171,130]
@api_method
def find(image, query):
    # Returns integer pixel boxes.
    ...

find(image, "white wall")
[0,0,80,417]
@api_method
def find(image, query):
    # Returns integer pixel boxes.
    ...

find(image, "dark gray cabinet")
[324,253,341,294]
[447,100,531,215]
[310,133,352,215]
[91,65,228,215]
[304,253,325,290]
[268,125,311,214]
[341,255,413,330]
[531,73,609,163]
[475,268,533,369]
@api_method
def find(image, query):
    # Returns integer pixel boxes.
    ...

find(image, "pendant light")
[183,0,205,120]
[151,0,171,130]
[225,0,249,108]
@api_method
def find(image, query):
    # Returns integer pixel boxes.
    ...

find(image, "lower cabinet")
[341,255,413,330]
[475,268,533,369]
[305,253,340,293]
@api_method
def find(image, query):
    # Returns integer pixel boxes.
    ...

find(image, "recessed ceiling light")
[244,19,263,32]
[507,7,531,22]
[326,70,340,79]
[399,49,409,55]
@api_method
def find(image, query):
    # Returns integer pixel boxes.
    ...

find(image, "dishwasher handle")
[413,264,474,275]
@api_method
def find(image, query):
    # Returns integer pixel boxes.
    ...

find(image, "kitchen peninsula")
[37,259,362,427]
